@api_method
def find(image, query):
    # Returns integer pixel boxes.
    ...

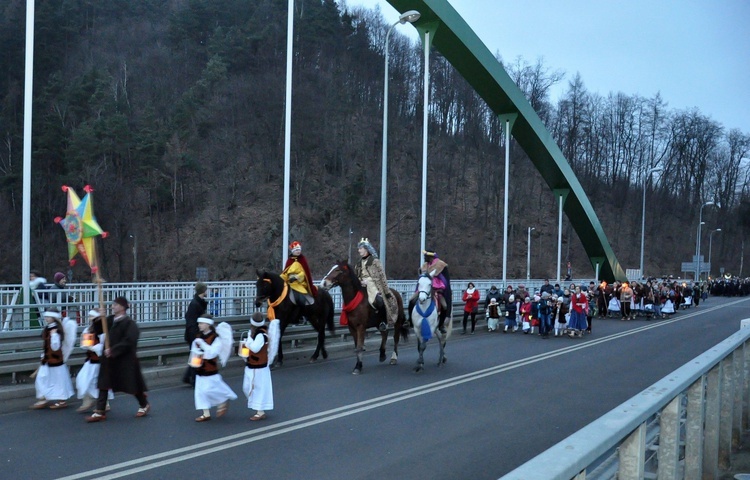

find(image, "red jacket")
[462,288,480,312]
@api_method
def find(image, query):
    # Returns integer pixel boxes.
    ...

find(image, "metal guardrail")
[501,318,750,480]
[1,278,592,332]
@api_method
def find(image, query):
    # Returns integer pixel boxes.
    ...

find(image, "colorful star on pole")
[54,185,108,273]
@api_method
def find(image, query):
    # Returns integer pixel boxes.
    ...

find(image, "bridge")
[1,295,748,479]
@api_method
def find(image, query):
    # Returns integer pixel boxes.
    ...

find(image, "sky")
[340,0,750,134]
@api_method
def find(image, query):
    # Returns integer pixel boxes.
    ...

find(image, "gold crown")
[359,237,369,244]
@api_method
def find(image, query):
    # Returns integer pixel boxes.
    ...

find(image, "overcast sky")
[340,0,750,134]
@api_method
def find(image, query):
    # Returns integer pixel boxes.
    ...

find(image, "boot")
[438,317,446,334]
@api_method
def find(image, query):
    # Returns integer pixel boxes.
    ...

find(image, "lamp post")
[526,227,535,280]
[380,10,420,273]
[129,234,138,282]
[639,167,662,278]
[708,228,721,276]
[695,201,716,281]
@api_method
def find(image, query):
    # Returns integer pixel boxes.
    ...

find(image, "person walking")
[191,314,237,422]
[29,307,75,410]
[183,282,208,387]
[461,282,480,334]
[86,297,150,423]
[243,313,275,421]
[75,309,113,413]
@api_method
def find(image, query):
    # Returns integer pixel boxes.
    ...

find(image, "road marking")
[56,299,747,480]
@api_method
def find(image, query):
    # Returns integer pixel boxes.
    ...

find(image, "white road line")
[56,299,746,480]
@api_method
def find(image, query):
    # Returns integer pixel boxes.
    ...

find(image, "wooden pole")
[97,272,109,351]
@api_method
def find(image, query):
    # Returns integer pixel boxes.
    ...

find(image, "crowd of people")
[469,275,750,339]
[23,236,750,424]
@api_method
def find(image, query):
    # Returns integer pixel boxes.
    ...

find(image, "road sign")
[681,262,710,274]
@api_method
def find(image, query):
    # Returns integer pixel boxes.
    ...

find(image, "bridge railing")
[1,279,589,331]
[501,319,750,480]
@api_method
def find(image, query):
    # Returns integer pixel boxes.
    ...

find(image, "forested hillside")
[1,0,748,283]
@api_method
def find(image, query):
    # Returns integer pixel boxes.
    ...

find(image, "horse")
[320,261,409,375]
[255,269,335,367]
[411,274,452,373]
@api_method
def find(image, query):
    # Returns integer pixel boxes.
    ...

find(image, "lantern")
[81,333,95,347]
[238,331,250,359]
[188,350,204,368]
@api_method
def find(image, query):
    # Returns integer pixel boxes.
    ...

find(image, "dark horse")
[255,269,335,366]
[320,261,409,375]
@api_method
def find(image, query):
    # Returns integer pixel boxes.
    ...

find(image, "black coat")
[97,315,147,394]
[184,294,208,344]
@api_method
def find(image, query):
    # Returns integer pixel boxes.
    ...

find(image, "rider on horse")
[420,249,451,333]
[354,238,399,333]
[280,241,317,307]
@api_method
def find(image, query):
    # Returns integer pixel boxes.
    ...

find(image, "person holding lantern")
[242,312,277,421]
[75,309,113,413]
[190,314,237,422]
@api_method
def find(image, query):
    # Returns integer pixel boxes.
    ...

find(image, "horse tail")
[399,320,409,341]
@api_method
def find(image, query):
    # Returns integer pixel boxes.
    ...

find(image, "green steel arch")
[387,0,627,282]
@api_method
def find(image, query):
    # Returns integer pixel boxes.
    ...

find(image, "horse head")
[417,274,433,303]
[255,269,272,307]
[320,261,360,291]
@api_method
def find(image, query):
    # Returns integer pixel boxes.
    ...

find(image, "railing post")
[733,347,743,450]
[719,356,735,469]
[618,422,646,480]
[745,340,750,431]
[658,394,682,479]
[685,376,706,479]
[703,364,721,479]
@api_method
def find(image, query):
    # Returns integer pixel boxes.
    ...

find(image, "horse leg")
[309,319,326,363]
[352,328,365,375]
[414,339,425,373]
[390,324,400,365]
[378,330,387,362]
[437,337,447,367]
[271,342,284,369]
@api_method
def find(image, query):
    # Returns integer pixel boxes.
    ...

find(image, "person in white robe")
[242,313,278,421]
[191,315,237,422]
[30,307,75,410]
[75,309,113,413]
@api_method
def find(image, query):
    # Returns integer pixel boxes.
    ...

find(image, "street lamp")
[708,228,721,276]
[639,167,662,278]
[695,201,717,281]
[526,227,535,280]
[380,9,420,273]
[129,234,138,282]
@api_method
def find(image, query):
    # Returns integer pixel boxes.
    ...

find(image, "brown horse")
[255,269,335,367]
[320,261,409,375]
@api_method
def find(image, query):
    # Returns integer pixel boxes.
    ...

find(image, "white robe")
[192,335,237,410]
[75,332,113,400]
[242,333,273,411]
[35,330,74,401]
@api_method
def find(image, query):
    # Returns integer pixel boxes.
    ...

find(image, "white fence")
[1,278,594,331]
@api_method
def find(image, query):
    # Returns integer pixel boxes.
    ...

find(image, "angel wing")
[267,319,280,365]
[62,317,78,362]
[215,322,233,367]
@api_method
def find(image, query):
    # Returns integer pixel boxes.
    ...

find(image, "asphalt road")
[2,295,749,480]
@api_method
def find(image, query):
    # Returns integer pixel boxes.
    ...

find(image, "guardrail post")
[719,356,734,469]
[744,340,750,432]
[703,364,721,478]
[658,394,682,479]
[618,421,646,479]
[733,347,743,450]
[685,376,706,479]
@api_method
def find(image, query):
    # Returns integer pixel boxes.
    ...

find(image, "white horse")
[411,275,452,373]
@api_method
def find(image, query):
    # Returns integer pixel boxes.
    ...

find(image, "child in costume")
[30,307,75,410]
[191,314,237,422]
